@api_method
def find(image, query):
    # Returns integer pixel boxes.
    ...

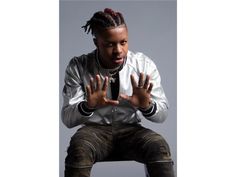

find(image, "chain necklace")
[95,50,126,83]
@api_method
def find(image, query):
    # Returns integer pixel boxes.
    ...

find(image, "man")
[62,8,175,177]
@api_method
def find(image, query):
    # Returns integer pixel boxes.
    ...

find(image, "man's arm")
[61,58,91,128]
[61,58,119,128]
[143,65,169,123]
[120,58,169,123]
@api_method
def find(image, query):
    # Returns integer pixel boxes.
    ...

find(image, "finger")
[143,74,150,89]
[119,93,131,102]
[86,85,92,98]
[105,99,119,106]
[138,72,145,87]
[102,76,108,91]
[90,77,95,94]
[96,74,101,90]
[130,74,138,88]
[147,82,153,94]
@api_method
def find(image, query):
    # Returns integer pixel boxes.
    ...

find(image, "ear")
[93,38,98,47]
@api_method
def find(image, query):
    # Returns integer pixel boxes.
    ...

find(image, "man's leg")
[65,166,91,177]
[64,125,113,177]
[114,124,175,177]
[145,161,175,177]
[142,130,175,177]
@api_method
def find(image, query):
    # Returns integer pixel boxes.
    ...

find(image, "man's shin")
[64,166,92,177]
[145,160,175,177]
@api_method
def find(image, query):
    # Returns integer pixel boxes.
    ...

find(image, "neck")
[95,50,124,73]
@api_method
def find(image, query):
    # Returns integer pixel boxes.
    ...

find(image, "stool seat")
[97,154,149,177]
[92,160,149,177]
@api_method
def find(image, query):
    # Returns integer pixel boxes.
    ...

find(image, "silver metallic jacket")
[61,50,169,128]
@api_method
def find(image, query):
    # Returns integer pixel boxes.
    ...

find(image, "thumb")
[119,93,130,101]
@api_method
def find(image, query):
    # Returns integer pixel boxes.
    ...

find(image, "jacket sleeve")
[61,57,93,128]
[139,56,169,123]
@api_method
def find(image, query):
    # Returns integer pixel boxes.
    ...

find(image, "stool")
[91,154,149,177]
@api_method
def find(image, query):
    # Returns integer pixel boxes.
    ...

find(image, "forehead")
[96,25,128,40]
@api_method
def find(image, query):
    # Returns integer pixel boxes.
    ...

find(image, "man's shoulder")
[68,50,95,66]
[127,50,155,66]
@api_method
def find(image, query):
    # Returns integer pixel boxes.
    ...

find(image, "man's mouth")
[114,57,124,64]
[113,57,124,64]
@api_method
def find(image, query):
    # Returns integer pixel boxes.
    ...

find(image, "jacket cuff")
[138,102,157,118]
[78,101,96,116]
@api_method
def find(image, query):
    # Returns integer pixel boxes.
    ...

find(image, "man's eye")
[121,41,127,45]
[105,43,113,47]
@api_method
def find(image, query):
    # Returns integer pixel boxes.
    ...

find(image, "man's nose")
[113,44,122,54]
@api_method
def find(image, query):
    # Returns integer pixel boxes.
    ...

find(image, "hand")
[119,72,153,109]
[86,75,119,108]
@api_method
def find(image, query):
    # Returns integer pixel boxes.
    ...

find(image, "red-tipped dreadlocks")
[82,8,126,36]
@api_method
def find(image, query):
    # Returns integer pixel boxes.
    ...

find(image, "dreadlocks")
[82,8,126,36]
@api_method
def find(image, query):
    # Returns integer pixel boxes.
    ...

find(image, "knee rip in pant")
[143,141,171,159]
[147,159,174,165]
[65,164,93,169]
[65,159,94,169]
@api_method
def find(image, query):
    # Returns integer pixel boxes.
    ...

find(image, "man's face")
[95,25,128,69]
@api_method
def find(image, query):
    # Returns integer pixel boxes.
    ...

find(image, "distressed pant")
[64,124,175,177]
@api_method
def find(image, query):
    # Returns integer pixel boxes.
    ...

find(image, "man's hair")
[82,8,126,36]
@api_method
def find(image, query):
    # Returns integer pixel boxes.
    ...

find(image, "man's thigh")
[114,124,172,163]
[65,125,113,168]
